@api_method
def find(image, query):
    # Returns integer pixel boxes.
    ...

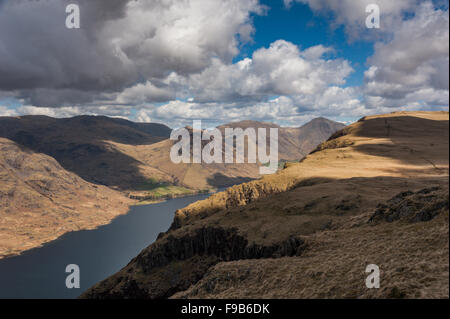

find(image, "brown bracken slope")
[81,111,449,299]
[0,137,132,258]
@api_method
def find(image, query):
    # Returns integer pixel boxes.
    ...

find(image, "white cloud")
[364,2,449,109]
[16,106,86,118]
[287,0,419,38]
[0,106,18,117]
[167,41,354,103]
[116,81,174,104]
[134,85,366,128]
[14,105,134,120]
[0,0,263,106]
[135,109,153,123]
[99,0,264,78]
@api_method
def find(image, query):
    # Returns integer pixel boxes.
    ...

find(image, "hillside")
[0,137,132,258]
[81,111,449,299]
[0,116,343,193]
[218,118,345,162]
[112,118,344,192]
[0,115,172,190]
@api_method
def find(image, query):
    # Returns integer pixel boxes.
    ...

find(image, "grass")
[132,199,165,206]
[148,185,196,197]
[134,178,168,191]
[130,178,212,204]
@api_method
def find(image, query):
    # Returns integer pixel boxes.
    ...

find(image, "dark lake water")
[0,193,212,299]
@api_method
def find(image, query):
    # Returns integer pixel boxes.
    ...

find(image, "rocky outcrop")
[170,179,301,230]
[137,227,306,271]
[369,187,449,223]
[81,227,306,299]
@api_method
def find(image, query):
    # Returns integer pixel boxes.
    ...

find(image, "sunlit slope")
[174,111,449,226]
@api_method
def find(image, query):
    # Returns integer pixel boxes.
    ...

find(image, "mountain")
[106,117,344,191]
[218,118,345,162]
[81,111,449,299]
[0,115,171,190]
[0,137,131,258]
[0,116,343,192]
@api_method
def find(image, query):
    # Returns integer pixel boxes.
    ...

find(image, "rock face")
[0,137,132,258]
[80,226,306,299]
[369,187,449,223]
[81,111,449,299]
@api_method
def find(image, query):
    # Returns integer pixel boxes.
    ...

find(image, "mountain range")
[0,116,343,192]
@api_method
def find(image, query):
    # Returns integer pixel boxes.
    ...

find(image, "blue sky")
[0,0,448,127]
[240,0,374,87]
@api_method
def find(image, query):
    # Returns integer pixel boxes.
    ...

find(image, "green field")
[131,178,211,205]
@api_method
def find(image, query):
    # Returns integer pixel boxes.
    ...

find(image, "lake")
[0,193,212,299]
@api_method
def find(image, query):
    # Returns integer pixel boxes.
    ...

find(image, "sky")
[0,0,448,128]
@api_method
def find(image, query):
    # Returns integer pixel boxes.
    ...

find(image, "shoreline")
[130,188,217,206]
[0,205,131,260]
[0,189,219,260]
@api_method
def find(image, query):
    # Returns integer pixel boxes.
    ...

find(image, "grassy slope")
[129,178,210,205]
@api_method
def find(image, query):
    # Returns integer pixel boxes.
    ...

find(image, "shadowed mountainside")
[81,111,449,299]
[0,137,132,258]
[0,115,171,190]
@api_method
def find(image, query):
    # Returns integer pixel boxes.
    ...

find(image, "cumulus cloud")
[286,0,419,38]
[0,1,134,101]
[363,2,449,109]
[86,38,357,126]
[115,81,175,104]
[120,39,359,127]
[175,41,353,103]
[0,106,19,117]
[0,0,263,106]
[134,84,366,128]
[16,106,86,118]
